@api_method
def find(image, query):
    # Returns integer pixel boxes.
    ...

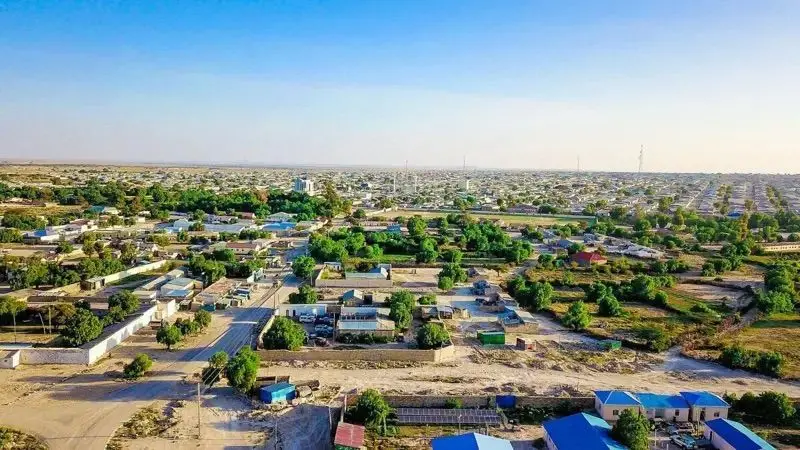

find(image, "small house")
[341,289,370,306]
[543,412,625,450]
[431,432,512,450]
[571,251,608,267]
[703,418,775,450]
[594,390,642,421]
[636,393,690,422]
[680,391,730,422]
[259,382,296,404]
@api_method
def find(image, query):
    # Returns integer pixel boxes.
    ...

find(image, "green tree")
[406,216,427,237]
[56,241,74,254]
[611,409,649,450]
[437,276,454,291]
[61,308,103,347]
[416,323,449,349]
[288,284,318,304]
[442,249,463,264]
[194,309,212,329]
[517,281,554,311]
[156,324,183,350]
[561,301,591,331]
[755,391,796,425]
[349,389,391,431]
[123,353,153,380]
[598,294,622,317]
[108,290,140,315]
[418,293,437,305]
[262,316,305,350]
[388,290,414,329]
[225,347,260,394]
[438,263,467,283]
[209,351,229,369]
[352,209,367,219]
[291,256,316,279]
[0,297,27,343]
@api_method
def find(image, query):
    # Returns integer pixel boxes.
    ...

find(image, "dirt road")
[0,275,298,450]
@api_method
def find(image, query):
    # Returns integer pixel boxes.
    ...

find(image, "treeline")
[719,344,785,377]
[186,251,262,285]
[2,255,125,290]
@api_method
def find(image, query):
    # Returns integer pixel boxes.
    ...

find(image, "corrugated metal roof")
[431,432,512,450]
[337,319,394,331]
[705,418,775,450]
[542,413,626,450]
[680,391,729,407]
[636,393,689,409]
[594,390,641,406]
[334,422,365,449]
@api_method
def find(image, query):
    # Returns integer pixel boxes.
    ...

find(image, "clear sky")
[1,1,799,173]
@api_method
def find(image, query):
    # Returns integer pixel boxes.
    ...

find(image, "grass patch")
[0,427,48,450]
[718,312,800,379]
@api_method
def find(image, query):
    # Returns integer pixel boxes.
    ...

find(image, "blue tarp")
[495,395,516,409]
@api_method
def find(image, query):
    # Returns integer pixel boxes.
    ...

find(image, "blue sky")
[1,1,799,172]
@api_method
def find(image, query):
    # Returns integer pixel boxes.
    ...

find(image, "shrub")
[225,347,260,394]
[437,276,454,291]
[598,294,622,317]
[123,353,153,380]
[636,326,670,352]
[156,324,183,350]
[194,309,212,329]
[561,301,591,331]
[349,389,391,431]
[444,398,463,409]
[289,284,318,304]
[719,345,785,377]
[416,323,450,349]
[336,333,391,345]
[418,293,437,305]
[262,316,305,350]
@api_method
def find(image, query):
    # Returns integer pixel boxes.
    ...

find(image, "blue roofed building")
[704,418,775,450]
[636,393,690,422]
[543,412,626,450]
[680,391,730,422]
[594,390,642,421]
[430,432,512,450]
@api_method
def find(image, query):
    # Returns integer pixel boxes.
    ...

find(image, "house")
[265,212,296,223]
[88,206,120,215]
[334,422,366,450]
[225,241,264,256]
[239,212,256,220]
[341,289,369,306]
[594,390,642,421]
[636,393,690,422]
[542,412,626,450]
[680,391,730,422]
[555,238,574,250]
[571,251,608,267]
[430,432,512,450]
[336,318,395,339]
[159,278,199,296]
[703,418,775,450]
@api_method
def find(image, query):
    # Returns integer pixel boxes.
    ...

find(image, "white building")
[293,177,315,195]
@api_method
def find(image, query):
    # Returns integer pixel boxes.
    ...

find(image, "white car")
[299,315,316,323]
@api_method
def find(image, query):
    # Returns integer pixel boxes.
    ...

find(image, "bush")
[123,353,153,380]
[561,301,591,331]
[336,333,391,345]
[156,324,183,350]
[194,309,212,329]
[418,293,437,305]
[690,303,713,314]
[289,284,318,304]
[437,276,454,291]
[444,398,463,409]
[597,294,622,317]
[349,389,391,431]
[416,323,450,349]
[611,409,650,450]
[225,347,260,394]
[728,391,796,425]
[719,344,785,377]
[60,308,103,347]
[262,316,305,350]
[636,326,671,352]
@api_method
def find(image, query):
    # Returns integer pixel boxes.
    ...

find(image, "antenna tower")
[638,145,644,174]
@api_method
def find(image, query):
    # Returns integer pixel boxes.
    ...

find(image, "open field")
[389,210,587,226]
[669,283,751,310]
[717,312,800,379]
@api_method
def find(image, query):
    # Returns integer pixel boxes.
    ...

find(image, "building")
[431,432,512,450]
[293,177,315,195]
[593,390,642,421]
[341,289,368,306]
[703,418,775,450]
[571,251,609,267]
[680,391,730,422]
[265,212,296,223]
[225,241,265,256]
[542,412,625,450]
[636,393,690,422]
[336,306,395,338]
[761,242,800,253]
[334,422,366,450]
[88,206,120,215]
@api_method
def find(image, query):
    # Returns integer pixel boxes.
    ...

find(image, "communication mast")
[638,145,644,174]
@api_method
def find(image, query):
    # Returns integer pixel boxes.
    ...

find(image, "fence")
[257,344,456,363]
[342,394,595,410]
[81,260,172,290]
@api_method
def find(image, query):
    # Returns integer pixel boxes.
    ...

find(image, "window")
[714,412,720,418]
[674,410,680,416]
[612,410,619,416]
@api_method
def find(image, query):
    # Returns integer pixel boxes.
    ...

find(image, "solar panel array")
[395,408,501,425]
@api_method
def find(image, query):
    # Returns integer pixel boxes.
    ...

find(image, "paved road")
[0,275,298,450]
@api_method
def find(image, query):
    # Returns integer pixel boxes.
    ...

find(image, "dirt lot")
[672,283,751,309]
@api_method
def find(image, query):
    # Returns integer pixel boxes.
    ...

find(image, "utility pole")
[638,145,644,174]
[197,382,202,439]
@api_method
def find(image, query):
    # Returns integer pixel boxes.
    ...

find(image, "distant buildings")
[293,177,315,195]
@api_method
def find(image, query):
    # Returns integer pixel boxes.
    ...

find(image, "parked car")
[314,337,330,346]
[670,435,697,449]
[299,315,316,323]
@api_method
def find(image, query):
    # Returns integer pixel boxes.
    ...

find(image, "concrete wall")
[0,350,20,369]
[13,305,158,366]
[312,277,392,289]
[704,428,736,450]
[597,404,642,422]
[643,407,690,423]
[257,344,456,363]
[343,394,594,410]
[82,260,171,290]
[690,406,728,422]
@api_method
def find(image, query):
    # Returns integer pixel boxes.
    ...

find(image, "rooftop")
[594,390,641,406]
[543,413,626,450]
[334,423,365,449]
[680,391,729,408]
[705,418,775,450]
[430,432,512,450]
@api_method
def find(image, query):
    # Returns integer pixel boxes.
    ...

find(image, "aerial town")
[1,163,800,449]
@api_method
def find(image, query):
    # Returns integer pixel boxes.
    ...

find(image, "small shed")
[334,422,366,450]
[477,331,506,345]
[515,337,535,351]
[259,382,296,404]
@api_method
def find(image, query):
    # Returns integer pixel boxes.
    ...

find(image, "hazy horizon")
[2,1,799,173]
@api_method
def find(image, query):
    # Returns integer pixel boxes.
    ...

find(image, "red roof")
[334,422,365,449]
[572,251,607,264]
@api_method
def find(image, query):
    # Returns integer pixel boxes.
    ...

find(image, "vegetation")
[719,344,785,377]
[336,333,391,345]
[561,301,591,331]
[289,284,318,304]
[388,290,414,329]
[349,389,391,431]
[194,309,212,329]
[291,256,316,279]
[156,324,183,351]
[123,353,154,380]
[726,391,797,426]
[108,290,140,316]
[416,323,450,349]
[225,347,260,394]
[61,308,103,347]
[0,296,26,341]
[418,293,437,305]
[262,316,305,350]
[610,409,650,450]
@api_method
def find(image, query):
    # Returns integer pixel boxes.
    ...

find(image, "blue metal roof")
[680,391,729,407]
[594,390,641,406]
[636,393,689,409]
[705,418,775,450]
[543,413,626,450]
[260,382,295,394]
[431,432,512,450]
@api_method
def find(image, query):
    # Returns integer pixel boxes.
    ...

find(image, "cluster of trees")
[586,282,622,317]
[3,254,126,291]
[649,259,689,275]
[60,308,103,347]
[388,290,415,329]
[719,344,785,377]
[725,391,797,426]
[756,264,798,314]
[347,389,391,432]
[616,275,675,308]
[104,290,140,325]
[288,285,318,304]
[437,263,466,291]
[507,276,555,311]
[416,323,449,349]
[262,316,305,350]
[156,310,212,350]
[225,347,260,394]
[702,240,751,277]
[291,256,316,279]
[610,410,650,450]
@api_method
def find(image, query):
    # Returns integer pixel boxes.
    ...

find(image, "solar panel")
[394,408,501,425]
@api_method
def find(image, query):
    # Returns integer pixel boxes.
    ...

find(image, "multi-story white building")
[293,177,315,195]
